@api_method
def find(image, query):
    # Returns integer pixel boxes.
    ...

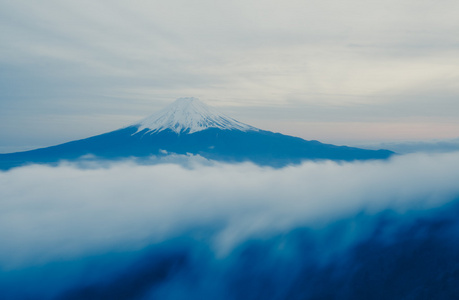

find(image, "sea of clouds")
[2,152,459,299]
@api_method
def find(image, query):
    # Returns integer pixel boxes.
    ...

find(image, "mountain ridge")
[132,97,257,135]
[0,98,395,169]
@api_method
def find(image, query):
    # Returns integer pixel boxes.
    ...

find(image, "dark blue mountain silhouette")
[0,98,393,169]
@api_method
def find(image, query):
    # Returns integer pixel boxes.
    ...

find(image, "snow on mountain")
[0,97,395,171]
[133,97,258,134]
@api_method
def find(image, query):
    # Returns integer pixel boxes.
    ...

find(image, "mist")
[2,153,459,299]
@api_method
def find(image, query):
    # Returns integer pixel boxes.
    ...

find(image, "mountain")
[0,97,394,169]
[135,97,257,134]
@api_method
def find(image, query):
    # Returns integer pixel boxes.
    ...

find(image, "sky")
[1,0,459,152]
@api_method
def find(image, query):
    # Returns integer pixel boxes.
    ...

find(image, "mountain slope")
[134,97,257,134]
[0,98,394,169]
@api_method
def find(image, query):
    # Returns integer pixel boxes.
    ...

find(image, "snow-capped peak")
[133,97,258,134]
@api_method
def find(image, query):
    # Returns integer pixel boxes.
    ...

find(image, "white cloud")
[1,152,459,269]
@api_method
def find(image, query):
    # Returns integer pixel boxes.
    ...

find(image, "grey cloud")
[358,138,459,154]
[1,0,459,147]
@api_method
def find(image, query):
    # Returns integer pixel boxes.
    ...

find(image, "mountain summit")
[0,98,394,169]
[134,97,257,134]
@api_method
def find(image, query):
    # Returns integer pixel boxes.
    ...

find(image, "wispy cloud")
[2,153,459,298]
[1,0,459,146]
[1,152,459,267]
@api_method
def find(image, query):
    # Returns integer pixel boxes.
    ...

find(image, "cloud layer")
[1,0,459,148]
[2,152,459,267]
[2,153,459,298]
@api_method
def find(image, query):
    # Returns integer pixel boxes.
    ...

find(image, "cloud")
[2,153,459,298]
[357,138,459,154]
[1,0,459,147]
[1,152,459,268]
